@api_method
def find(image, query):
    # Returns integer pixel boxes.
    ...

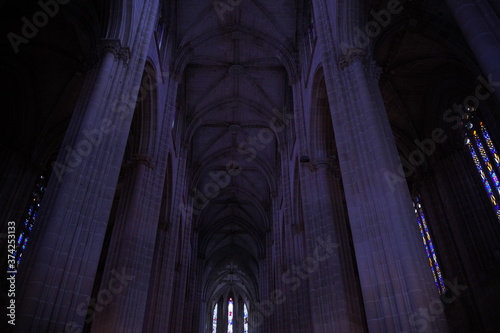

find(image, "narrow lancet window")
[463,106,500,221]
[244,303,249,333]
[413,195,446,294]
[227,298,234,333]
[212,303,218,332]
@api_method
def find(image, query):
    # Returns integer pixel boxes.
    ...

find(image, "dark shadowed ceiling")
[172,0,300,301]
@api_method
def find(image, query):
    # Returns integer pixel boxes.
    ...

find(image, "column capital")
[81,39,131,72]
[100,39,130,63]
[126,154,156,170]
[305,158,341,178]
[337,48,366,70]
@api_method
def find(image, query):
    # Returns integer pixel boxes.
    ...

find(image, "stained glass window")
[212,303,218,332]
[243,303,249,333]
[463,107,500,221]
[12,174,48,272]
[227,298,234,333]
[413,196,446,294]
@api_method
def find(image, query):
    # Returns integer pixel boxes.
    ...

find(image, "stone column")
[254,233,273,333]
[199,300,208,333]
[15,42,131,333]
[216,297,225,333]
[284,225,312,333]
[140,74,180,332]
[232,296,240,333]
[238,297,245,333]
[183,237,202,332]
[167,167,195,331]
[90,154,160,332]
[444,0,500,103]
[312,0,449,331]
[220,297,229,333]
[285,85,313,333]
[300,160,360,333]
[14,1,159,330]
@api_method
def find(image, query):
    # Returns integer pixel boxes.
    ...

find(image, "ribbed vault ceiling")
[173,0,299,301]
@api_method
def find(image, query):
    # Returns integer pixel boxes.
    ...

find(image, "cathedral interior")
[1,0,500,332]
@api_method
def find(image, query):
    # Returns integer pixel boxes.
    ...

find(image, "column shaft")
[16,50,129,333]
[15,1,159,330]
[301,165,362,333]
[312,0,450,331]
[90,159,160,332]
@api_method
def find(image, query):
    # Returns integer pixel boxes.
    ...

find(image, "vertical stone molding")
[337,48,366,70]
[134,76,180,333]
[100,39,131,64]
[300,161,363,333]
[142,135,188,332]
[14,1,160,332]
[90,159,159,332]
[312,0,449,332]
[216,298,225,333]
[16,48,127,333]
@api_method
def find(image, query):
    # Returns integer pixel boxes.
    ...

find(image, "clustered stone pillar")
[90,154,160,332]
[283,229,313,333]
[311,0,449,332]
[15,42,129,333]
[255,232,273,333]
[199,301,208,332]
[140,76,180,332]
[284,88,313,333]
[300,161,361,333]
[216,298,225,333]
[164,151,194,332]
[232,297,240,333]
[15,1,159,331]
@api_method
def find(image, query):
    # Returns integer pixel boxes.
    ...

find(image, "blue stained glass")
[464,115,500,221]
[9,174,48,273]
[467,140,500,220]
[473,133,500,195]
[228,298,234,333]
[480,123,500,169]
[414,197,446,294]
